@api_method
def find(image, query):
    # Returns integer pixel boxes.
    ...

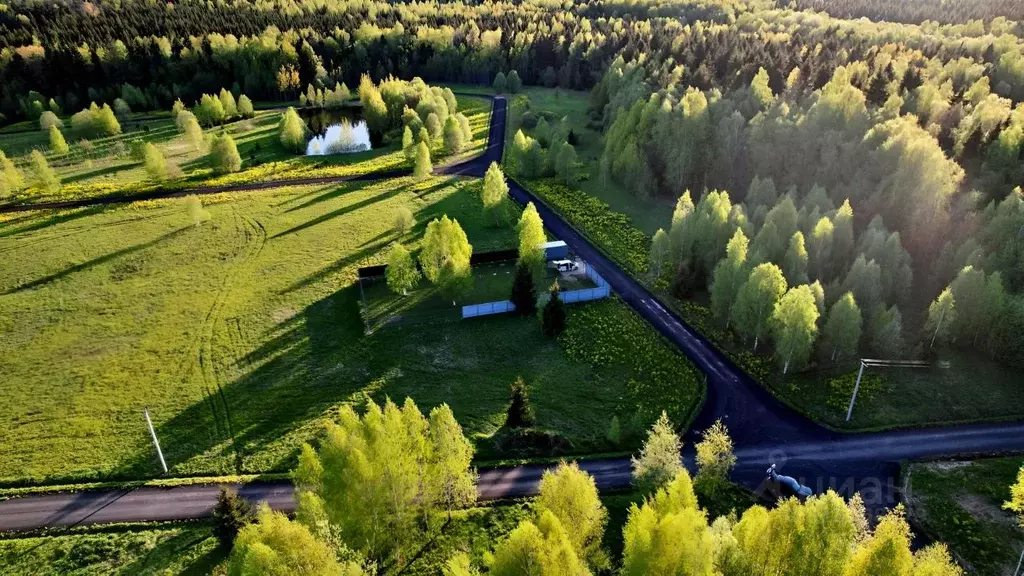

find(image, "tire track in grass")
[196,207,267,473]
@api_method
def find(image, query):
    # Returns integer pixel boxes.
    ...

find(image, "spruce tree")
[506,377,535,428]
[510,263,537,316]
[213,487,253,550]
[542,282,567,337]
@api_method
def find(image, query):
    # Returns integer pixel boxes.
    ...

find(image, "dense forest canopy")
[787,0,1024,27]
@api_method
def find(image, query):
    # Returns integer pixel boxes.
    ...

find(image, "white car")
[552,259,579,273]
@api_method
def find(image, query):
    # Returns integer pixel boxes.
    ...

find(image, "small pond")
[300,108,373,156]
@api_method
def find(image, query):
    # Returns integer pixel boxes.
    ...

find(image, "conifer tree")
[557,142,577,185]
[542,282,568,337]
[493,71,507,94]
[507,70,523,93]
[511,264,537,316]
[213,487,253,550]
[402,126,415,160]
[0,150,25,193]
[506,377,535,428]
[237,95,254,118]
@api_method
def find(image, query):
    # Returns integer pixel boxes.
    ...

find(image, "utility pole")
[846,359,930,422]
[144,408,168,474]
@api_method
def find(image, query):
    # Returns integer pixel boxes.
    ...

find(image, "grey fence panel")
[462,268,610,320]
[462,300,515,319]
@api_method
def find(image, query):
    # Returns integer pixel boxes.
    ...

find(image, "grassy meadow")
[0,173,702,486]
[906,457,1024,576]
[0,523,226,575]
[0,96,491,206]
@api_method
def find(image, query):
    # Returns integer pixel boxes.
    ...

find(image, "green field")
[1,96,491,206]
[0,172,702,485]
[0,524,226,575]
[907,457,1024,576]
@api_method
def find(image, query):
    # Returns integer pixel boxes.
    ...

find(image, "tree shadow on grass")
[0,205,109,238]
[4,226,190,294]
[117,526,226,575]
[60,161,140,185]
[120,284,373,478]
[269,180,389,240]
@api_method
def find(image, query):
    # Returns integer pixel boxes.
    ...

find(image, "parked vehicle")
[552,259,580,273]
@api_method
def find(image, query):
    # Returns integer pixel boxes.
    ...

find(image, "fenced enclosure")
[358,251,611,330]
[464,263,611,319]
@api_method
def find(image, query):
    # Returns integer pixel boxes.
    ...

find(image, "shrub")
[209,134,241,174]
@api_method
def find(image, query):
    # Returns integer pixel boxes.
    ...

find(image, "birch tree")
[732,263,787,350]
[771,284,820,373]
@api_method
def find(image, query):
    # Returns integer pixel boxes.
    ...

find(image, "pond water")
[300,108,373,156]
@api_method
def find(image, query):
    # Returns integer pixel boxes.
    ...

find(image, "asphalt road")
[2,95,1024,532]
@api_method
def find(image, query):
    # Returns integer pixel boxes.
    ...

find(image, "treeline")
[219,396,966,576]
[787,0,1024,26]
[0,0,627,123]
[595,47,1024,367]
[6,0,1024,129]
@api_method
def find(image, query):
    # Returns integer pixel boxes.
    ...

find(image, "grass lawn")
[0,523,226,575]
[906,457,1024,576]
[767,349,1024,430]
[0,173,702,486]
[1,96,491,206]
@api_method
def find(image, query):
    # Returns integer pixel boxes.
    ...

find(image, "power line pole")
[846,359,929,422]
[144,408,168,474]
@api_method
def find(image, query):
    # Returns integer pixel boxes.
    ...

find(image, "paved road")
[2,95,1024,532]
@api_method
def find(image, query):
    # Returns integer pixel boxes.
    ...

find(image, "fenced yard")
[360,258,604,330]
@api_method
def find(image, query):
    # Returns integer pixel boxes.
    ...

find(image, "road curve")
[2,95,1024,532]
